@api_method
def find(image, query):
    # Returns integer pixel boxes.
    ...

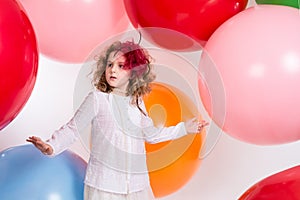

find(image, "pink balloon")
[239,165,300,199]
[19,0,129,63]
[198,5,300,145]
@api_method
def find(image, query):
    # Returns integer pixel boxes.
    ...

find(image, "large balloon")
[256,0,299,8]
[144,83,204,197]
[198,5,300,145]
[239,165,300,199]
[19,0,129,63]
[124,0,248,51]
[0,145,86,200]
[0,0,38,130]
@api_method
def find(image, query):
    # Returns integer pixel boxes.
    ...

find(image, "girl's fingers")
[26,136,52,155]
[27,136,38,142]
[27,136,45,149]
[202,122,209,126]
[197,120,209,132]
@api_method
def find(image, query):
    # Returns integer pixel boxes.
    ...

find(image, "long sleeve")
[47,91,98,156]
[140,101,187,144]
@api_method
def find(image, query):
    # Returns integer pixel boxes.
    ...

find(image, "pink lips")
[110,76,117,80]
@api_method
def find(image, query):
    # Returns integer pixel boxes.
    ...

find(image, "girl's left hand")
[184,117,209,133]
[26,136,53,155]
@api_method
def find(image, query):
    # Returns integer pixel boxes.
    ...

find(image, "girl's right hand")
[184,117,209,133]
[26,136,53,155]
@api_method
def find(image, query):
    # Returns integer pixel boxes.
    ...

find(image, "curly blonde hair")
[92,40,156,115]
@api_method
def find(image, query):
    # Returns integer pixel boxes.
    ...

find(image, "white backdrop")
[1,1,300,200]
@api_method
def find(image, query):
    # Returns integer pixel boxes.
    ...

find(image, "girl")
[27,40,208,200]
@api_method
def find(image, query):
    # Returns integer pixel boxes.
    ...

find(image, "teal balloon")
[256,0,299,8]
[0,145,86,200]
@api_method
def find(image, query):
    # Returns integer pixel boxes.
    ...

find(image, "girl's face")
[105,51,131,91]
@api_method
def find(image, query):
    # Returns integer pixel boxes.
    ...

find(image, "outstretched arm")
[143,117,209,144]
[26,136,53,155]
[26,91,99,156]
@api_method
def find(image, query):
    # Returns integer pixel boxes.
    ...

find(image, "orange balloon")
[143,82,204,197]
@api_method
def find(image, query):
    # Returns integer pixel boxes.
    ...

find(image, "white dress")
[84,185,155,200]
[46,90,187,199]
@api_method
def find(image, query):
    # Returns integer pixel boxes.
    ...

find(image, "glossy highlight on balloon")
[0,145,87,200]
[124,0,248,51]
[0,0,38,130]
[199,5,300,145]
[144,82,204,197]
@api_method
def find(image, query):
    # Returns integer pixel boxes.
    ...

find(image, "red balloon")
[239,166,300,200]
[0,0,38,130]
[124,0,248,51]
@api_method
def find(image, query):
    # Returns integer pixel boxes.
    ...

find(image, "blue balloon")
[0,144,86,200]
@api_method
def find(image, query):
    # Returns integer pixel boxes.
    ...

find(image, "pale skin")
[26,136,53,155]
[27,51,209,155]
